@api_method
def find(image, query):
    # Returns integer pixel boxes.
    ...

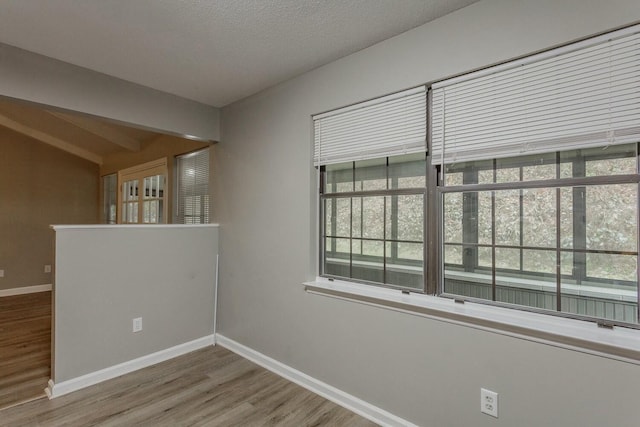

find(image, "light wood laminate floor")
[0,345,378,426]
[0,291,51,410]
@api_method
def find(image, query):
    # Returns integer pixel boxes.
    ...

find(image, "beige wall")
[100,134,209,223]
[0,127,98,291]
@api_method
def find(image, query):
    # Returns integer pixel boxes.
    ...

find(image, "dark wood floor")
[0,345,378,426]
[0,291,51,410]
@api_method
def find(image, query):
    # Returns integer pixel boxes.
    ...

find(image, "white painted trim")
[216,334,417,427]
[46,335,215,399]
[0,284,52,297]
[51,223,219,230]
[213,254,220,344]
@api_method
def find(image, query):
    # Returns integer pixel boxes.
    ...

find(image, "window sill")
[304,278,640,364]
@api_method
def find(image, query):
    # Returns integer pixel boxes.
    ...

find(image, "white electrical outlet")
[44,265,52,273]
[481,388,498,418]
[0,269,4,278]
[133,317,143,333]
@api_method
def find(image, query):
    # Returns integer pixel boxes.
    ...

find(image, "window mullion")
[573,154,587,286]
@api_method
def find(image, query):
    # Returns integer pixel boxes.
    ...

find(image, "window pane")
[495,247,520,270]
[325,162,353,193]
[478,246,492,268]
[334,198,351,237]
[395,194,424,242]
[355,158,386,191]
[495,271,556,311]
[478,192,492,245]
[522,249,556,274]
[325,237,350,256]
[443,269,492,300]
[561,254,638,323]
[585,184,637,252]
[494,190,520,246]
[444,159,493,184]
[362,239,384,257]
[559,162,573,179]
[522,188,556,248]
[387,242,423,289]
[361,197,384,239]
[496,152,557,183]
[443,193,463,243]
[586,253,637,282]
[496,167,519,183]
[445,172,463,186]
[560,251,573,276]
[352,240,384,283]
[388,153,426,189]
[324,198,333,236]
[560,143,636,178]
[444,244,462,265]
[397,242,422,261]
[560,188,573,249]
[522,164,556,181]
[477,170,494,184]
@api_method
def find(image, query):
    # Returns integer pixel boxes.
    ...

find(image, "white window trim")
[304,277,640,364]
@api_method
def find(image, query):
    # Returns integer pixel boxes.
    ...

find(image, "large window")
[320,154,426,289]
[312,25,640,330]
[431,25,640,327]
[314,87,428,290]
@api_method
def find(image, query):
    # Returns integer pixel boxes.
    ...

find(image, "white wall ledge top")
[51,223,219,230]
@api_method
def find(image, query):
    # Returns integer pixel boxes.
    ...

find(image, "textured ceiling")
[0,0,479,107]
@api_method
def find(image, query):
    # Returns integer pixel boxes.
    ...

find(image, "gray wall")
[214,1,640,426]
[0,43,220,141]
[53,225,218,382]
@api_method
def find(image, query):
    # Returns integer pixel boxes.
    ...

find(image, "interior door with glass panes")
[117,158,168,224]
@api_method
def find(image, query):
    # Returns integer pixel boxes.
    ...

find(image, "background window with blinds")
[102,173,117,224]
[175,148,210,224]
[314,87,428,290]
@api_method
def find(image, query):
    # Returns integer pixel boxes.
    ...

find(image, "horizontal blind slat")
[432,27,640,165]
[314,87,427,165]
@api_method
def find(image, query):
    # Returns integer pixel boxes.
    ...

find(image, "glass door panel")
[122,179,139,224]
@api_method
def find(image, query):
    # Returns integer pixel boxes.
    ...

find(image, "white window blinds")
[175,148,210,224]
[313,86,426,166]
[432,25,640,165]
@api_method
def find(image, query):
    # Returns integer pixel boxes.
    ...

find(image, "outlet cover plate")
[133,317,142,333]
[481,388,498,418]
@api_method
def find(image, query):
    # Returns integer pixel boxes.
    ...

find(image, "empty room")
[1,1,639,426]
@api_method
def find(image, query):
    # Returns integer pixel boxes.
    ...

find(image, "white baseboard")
[215,334,416,427]
[46,334,215,399]
[0,284,52,297]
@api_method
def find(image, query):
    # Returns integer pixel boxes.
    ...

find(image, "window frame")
[438,145,640,328]
[319,154,429,292]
